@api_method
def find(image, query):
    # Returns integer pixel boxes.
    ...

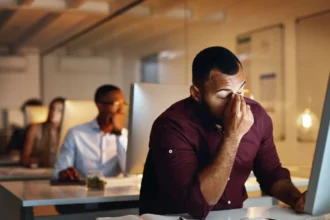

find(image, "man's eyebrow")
[239,81,247,89]
[216,81,246,92]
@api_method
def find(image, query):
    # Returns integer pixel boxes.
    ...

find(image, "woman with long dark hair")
[21,97,65,167]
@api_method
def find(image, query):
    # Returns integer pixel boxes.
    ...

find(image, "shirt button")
[169,149,173,154]
[228,200,231,205]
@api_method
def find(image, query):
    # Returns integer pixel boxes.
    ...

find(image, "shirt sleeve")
[150,118,214,219]
[117,129,127,174]
[51,129,76,180]
[253,110,291,195]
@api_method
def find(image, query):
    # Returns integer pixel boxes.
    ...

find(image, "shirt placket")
[101,134,107,166]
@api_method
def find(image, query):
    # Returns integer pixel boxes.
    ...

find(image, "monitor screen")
[126,83,190,175]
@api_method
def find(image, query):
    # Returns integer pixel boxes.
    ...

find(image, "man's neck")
[96,116,113,134]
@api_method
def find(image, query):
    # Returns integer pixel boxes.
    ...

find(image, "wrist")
[223,134,242,144]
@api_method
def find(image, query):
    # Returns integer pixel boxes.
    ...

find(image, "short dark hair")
[192,46,242,86]
[94,84,120,102]
[21,98,43,112]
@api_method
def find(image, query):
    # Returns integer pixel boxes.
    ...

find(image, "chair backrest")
[58,100,97,153]
[58,100,129,154]
[24,106,49,125]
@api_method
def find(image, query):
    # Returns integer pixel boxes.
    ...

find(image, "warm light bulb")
[302,112,312,128]
[297,108,319,142]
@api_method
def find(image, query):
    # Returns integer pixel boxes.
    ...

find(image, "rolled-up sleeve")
[150,118,214,219]
[253,111,291,195]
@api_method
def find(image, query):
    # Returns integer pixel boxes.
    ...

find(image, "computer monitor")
[126,83,190,175]
[305,73,330,216]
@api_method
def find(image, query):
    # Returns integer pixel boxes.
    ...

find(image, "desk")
[0,176,309,220]
[0,177,142,220]
[206,206,311,220]
[99,206,313,220]
[0,167,52,181]
[0,156,20,166]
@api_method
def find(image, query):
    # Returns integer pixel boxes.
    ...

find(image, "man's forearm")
[270,179,302,208]
[198,136,240,205]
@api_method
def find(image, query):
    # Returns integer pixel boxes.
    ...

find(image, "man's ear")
[190,85,201,102]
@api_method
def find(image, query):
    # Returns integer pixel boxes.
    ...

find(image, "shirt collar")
[90,118,100,131]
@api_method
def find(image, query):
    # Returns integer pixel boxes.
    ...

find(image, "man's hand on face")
[58,167,82,181]
[112,113,124,133]
[223,94,254,141]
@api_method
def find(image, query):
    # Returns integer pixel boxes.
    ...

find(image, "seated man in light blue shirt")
[52,84,127,180]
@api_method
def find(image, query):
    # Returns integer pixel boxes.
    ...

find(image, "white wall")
[120,26,187,99]
[0,51,40,128]
[42,55,112,103]
[0,52,40,109]
[297,12,330,122]
[113,0,330,167]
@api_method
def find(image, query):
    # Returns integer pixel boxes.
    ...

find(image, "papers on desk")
[97,214,179,220]
[305,214,330,220]
[104,176,142,188]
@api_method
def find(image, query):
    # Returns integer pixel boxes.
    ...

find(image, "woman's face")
[49,101,64,124]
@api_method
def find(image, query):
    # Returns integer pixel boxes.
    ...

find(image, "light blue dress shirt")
[52,119,127,179]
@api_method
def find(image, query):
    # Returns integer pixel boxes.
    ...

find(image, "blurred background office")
[0,0,329,176]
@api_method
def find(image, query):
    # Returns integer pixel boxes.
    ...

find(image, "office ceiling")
[0,0,236,55]
[0,0,140,53]
[66,0,235,53]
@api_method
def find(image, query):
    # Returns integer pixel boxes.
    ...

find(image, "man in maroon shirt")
[139,46,306,219]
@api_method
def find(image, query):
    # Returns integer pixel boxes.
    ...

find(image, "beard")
[199,96,223,125]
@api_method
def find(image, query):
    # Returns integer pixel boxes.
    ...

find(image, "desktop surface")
[0,177,141,207]
[0,167,52,181]
[0,175,308,207]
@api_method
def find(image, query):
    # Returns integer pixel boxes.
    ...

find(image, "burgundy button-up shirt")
[139,97,290,219]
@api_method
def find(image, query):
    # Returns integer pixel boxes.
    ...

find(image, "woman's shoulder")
[26,123,43,135]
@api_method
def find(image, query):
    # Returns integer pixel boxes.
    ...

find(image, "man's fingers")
[225,93,235,111]
[69,168,81,180]
[246,105,253,117]
[240,95,246,115]
[295,202,305,213]
[67,170,75,180]
[234,94,241,116]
